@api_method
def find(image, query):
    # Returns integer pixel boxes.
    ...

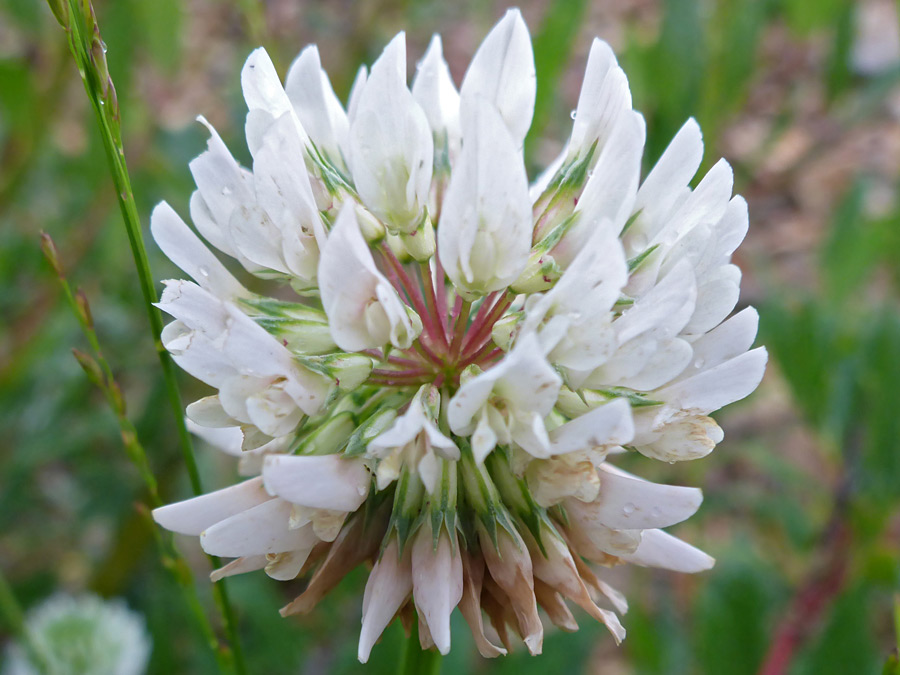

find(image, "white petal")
[571,111,645,241]
[190,190,237,260]
[347,65,368,124]
[368,400,428,452]
[246,384,305,437]
[684,264,741,335]
[285,45,349,166]
[448,333,560,437]
[152,477,269,536]
[349,33,433,233]
[712,195,750,261]
[210,555,268,582]
[412,35,461,156]
[655,159,734,247]
[412,528,463,655]
[186,395,237,429]
[186,418,243,456]
[549,398,634,455]
[200,498,319,557]
[252,112,320,239]
[615,260,697,344]
[655,347,768,414]
[569,39,633,159]
[187,118,255,248]
[226,204,292,275]
[618,528,714,572]
[438,99,531,296]
[161,320,237,388]
[262,454,371,512]
[636,414,723,462]
[242,48,293,118]
[589,465,703,529]
[358,538,412,663]
[318,204,420,351]
[459,8,535,146]
[150,202,248,301]
[265,548,315,581]
[676,307,759,382]
[615,337,693,391]
[218,304,331,415]
[631,118,703,243]
[471,409,498,464]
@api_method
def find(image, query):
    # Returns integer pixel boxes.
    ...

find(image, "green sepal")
[627,243,660,273]
[457,440,517,551]
[511,211,579,294]
[384,468,426,556]
[486,449,555,557]
[595,387,664,408]
[305,139,357,199]
[424,459,460,553]
[239,295,325,320]
[257,318,336,355]
[555,385,662,417]
[399,216,435,261]
[344,407,398,458]
[293,353,374,391]
[620,208,642,236]
[549,503,570,530]
[294,410,356,456]
[532,140,598,219]
[491,311,522,351]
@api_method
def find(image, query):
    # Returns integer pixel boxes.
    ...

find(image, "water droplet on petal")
[222,186,232,196]
[198,266,210,278]
[622,502,636,516]
[651,506,662,519]
[570,109,577,120]
[694,358,705,368]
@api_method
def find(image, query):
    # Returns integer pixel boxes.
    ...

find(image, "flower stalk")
[400,622,443,675]
[46,2,247,671]
[40,235,240,674]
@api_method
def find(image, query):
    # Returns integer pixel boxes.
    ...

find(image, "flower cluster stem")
[47,3,246,673]
[40,235,241,675]
[400,621,442,675]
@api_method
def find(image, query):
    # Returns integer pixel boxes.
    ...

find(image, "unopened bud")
[74,289,94,328]
[72,348,103,386]
[39,232,64,278]
[511,250,560,294]
[356,206,385,243]
[46,0,69,27]
[399,218,435,262]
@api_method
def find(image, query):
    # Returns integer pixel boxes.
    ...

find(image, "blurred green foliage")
[2,0,900,673]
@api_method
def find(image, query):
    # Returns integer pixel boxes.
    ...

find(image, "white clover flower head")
[151,8,767,661]
[3,594,151,675]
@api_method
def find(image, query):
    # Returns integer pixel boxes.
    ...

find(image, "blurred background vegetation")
[2,0,900,672]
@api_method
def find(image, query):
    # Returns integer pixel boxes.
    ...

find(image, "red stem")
[460,293,514,361]
[757,508,852,675]
[434,251,450,333]
[448,300,472,362]
[385,354,425,368]
[371,368,433,380]
[380,246,445,349]
[420,261,449,347]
